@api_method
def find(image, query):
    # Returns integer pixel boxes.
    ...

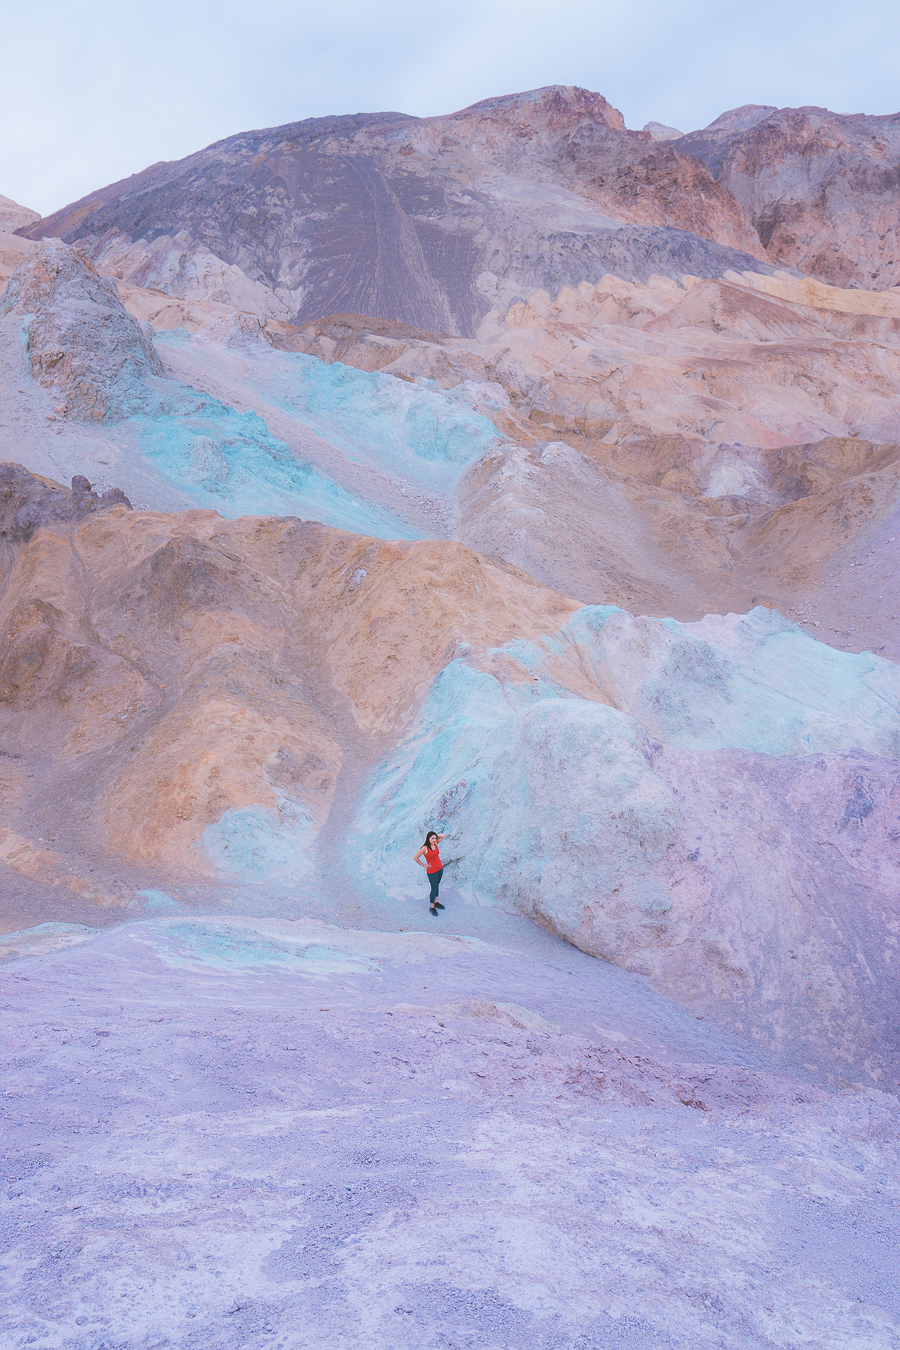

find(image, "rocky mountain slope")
[2,85,900,1346]
[20,86,900,330]
[1,456,898,1089]
[4,240,899,658]
[285,271,900,655]
[19,87,773,334]
[0,232,897,1086]
[674,105,900,288]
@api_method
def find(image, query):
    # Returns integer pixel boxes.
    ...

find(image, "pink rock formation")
[677,106,900,288]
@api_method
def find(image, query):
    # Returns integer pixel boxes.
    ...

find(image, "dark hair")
[423,830,438,849]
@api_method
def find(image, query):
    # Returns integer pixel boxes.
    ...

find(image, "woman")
[414,830,447,915]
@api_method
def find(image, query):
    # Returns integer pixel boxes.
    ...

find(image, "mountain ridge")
[17,83,900,327]
[15,85,776,335]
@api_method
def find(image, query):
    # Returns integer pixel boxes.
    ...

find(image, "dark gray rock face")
[0,462,130,564]
[18,88,774,337]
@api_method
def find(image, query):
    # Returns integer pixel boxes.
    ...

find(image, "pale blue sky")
[3,0,899,217]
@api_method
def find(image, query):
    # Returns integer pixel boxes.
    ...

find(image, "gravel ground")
[2,904,898,1350]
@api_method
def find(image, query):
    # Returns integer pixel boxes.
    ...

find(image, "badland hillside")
[1,87,899,1349]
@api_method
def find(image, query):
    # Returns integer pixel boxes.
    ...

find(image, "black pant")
[428,867,443,903]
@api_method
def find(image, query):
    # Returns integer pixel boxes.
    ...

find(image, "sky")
[3,0,900,217]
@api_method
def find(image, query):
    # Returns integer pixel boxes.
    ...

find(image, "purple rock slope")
[18,88,774,335]
[2,913,898,1349]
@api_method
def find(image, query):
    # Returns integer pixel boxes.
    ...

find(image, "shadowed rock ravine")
[2,82,900,1350]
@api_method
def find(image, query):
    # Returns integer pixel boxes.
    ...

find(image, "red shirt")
[424,844,442,873]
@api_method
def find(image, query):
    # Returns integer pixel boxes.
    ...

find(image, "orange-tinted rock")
[0,470,578,882]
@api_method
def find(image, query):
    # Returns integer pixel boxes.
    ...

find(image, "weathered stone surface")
[0,228,34,285]
[3,462,898,1087]
[18,87,771,335]
[17,87,900,318]
[0,462,130,540]
[0,461,131,588]
[0,238,163,421]
[0,473,577,883]
[279,271,900,659]
[643,121,683,141]
[676,106,900,288]
[0,194,39,233]
[673,105,778,174]
[352,606,900,1087]
[4,914,898,1350]
[4,236,898,662]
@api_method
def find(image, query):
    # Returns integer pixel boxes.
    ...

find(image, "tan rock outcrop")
[0,229,34,283]
[278,272,900,657]
[0,469,578,882]
[0,194,39,234]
